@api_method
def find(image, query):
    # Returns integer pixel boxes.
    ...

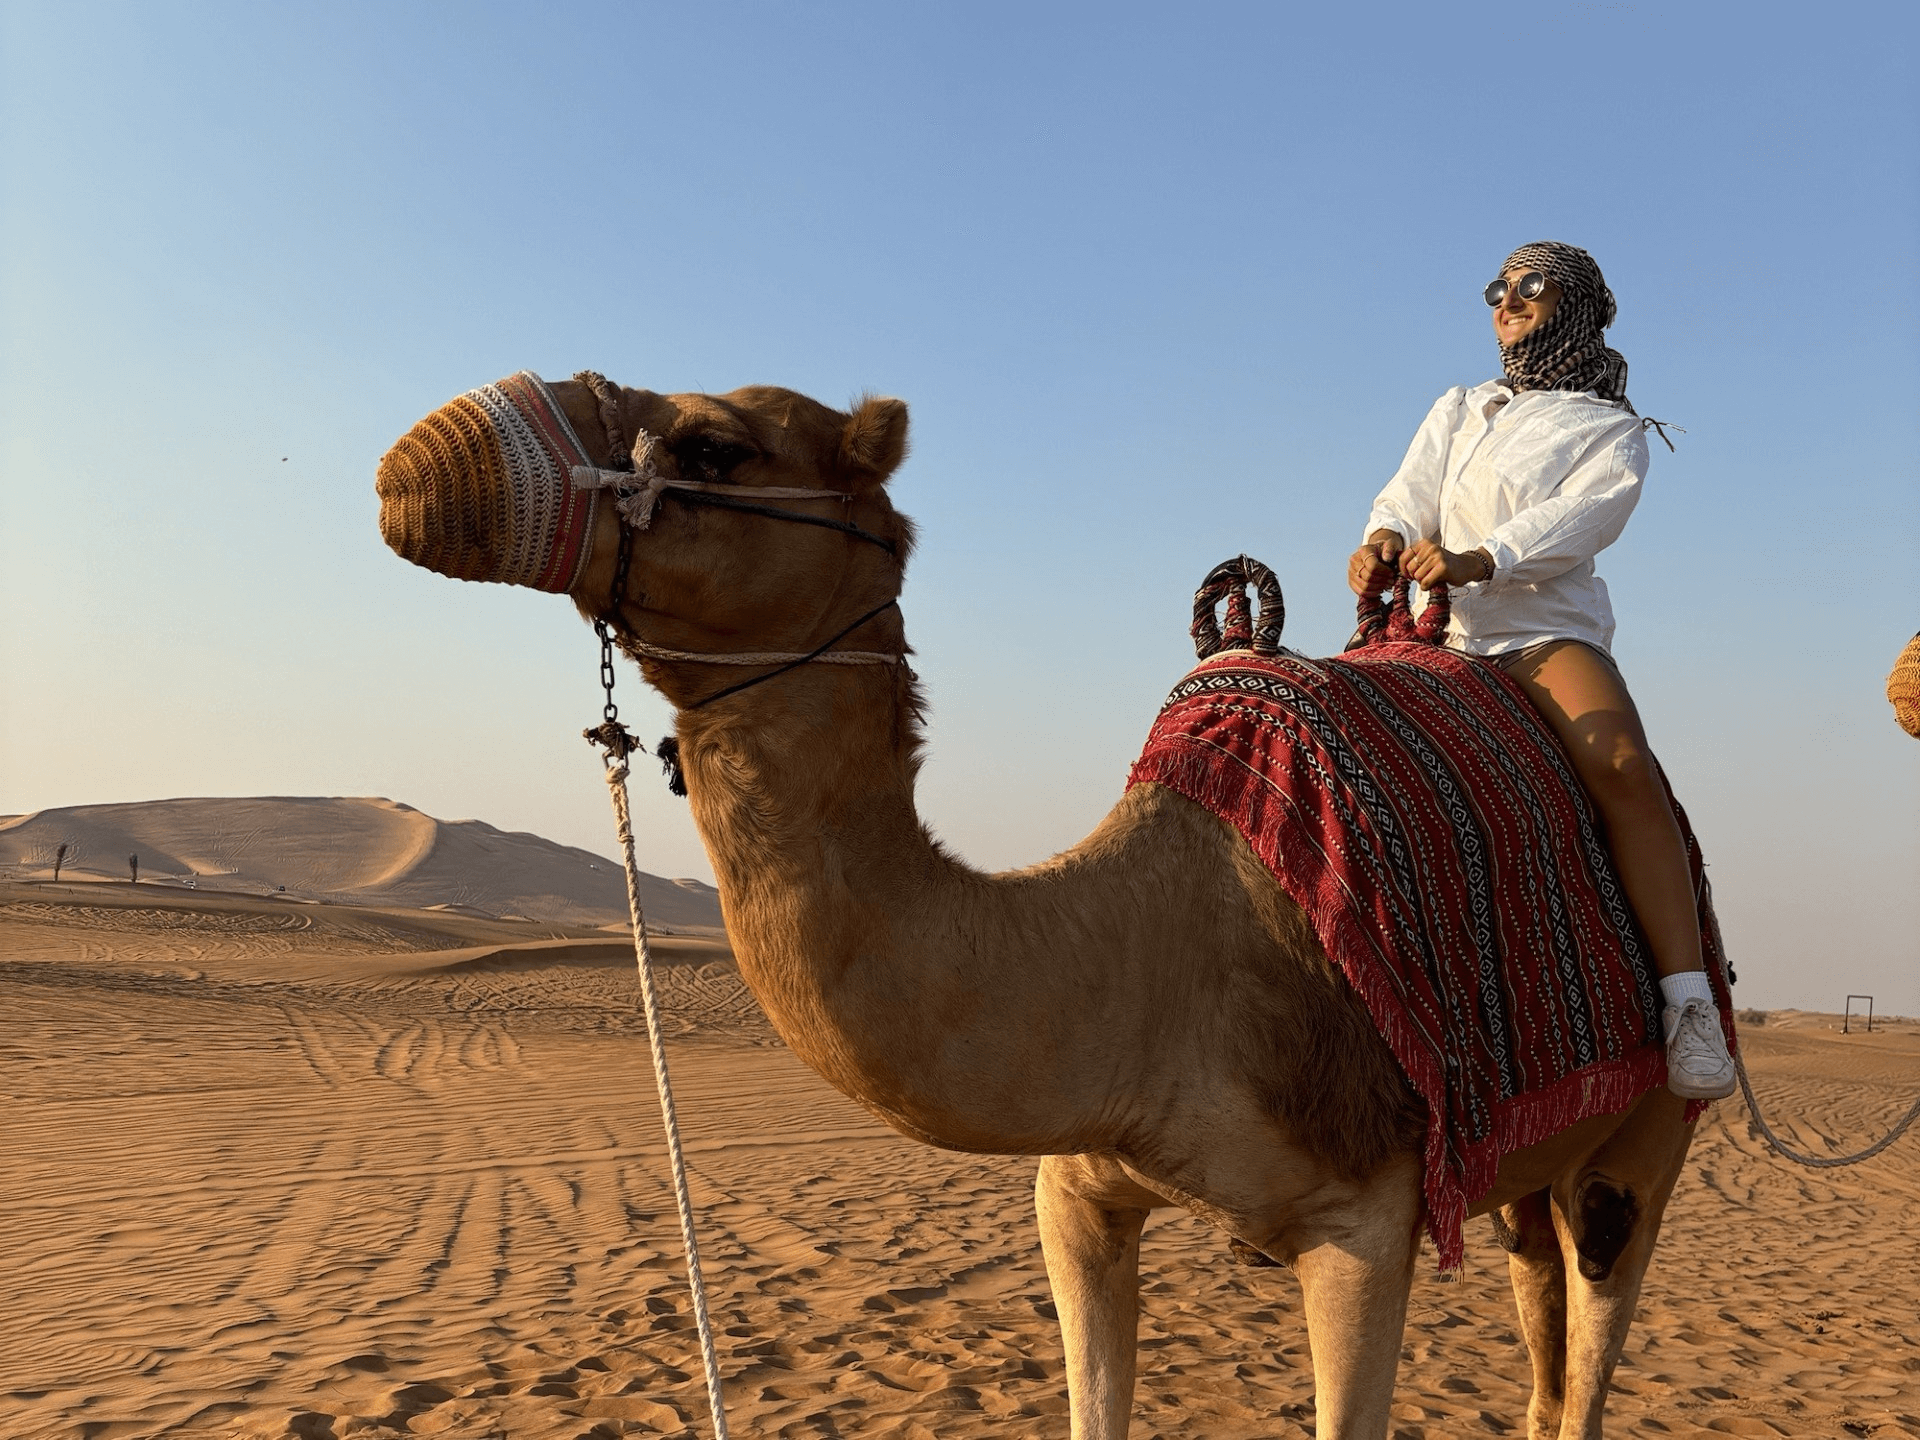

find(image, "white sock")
[1659,971,1714,1031]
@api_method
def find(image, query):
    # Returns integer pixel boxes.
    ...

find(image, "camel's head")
[377,372,914,704]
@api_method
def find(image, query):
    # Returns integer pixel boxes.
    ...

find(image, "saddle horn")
[1191,556,1286,660]
[1348,575,1451,651]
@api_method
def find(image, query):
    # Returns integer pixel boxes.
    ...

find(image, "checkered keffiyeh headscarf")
[1497,241,1632,410]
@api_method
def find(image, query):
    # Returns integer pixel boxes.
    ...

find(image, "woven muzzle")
[1891,633,1920,738]
[376,371,600,592]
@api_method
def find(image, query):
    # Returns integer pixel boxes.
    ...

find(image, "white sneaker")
[1664,996,1736,1100]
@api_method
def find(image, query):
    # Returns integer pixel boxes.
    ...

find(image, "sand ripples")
[3,891,1916,1438]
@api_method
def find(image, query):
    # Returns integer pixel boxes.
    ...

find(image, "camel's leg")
[1551,1091,1695,1439]
[1493,1189,1570,1440]
[1290,1161,1423,1439]
[1035,1155,1155,1440]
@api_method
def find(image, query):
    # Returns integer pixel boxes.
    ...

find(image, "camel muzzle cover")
[375,371,599,592]
[1892,633,1920,738]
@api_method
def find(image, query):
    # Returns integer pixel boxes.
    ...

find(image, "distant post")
[52,842,68,883]
[129,853,139,884]
[1844,995,1875,1034]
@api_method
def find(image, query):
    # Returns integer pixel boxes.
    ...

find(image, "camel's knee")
[1570,1175,1642,1282]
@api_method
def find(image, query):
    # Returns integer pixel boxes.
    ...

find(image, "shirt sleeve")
[1362,389,1460,547]
[1478,423,1650,588]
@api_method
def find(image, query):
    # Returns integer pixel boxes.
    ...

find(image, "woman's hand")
[1348,531,1404,597]
[1400,539,1493,589]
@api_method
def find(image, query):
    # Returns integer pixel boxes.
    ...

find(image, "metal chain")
[581,366,638,738]
[596,619,622,726]
[590,505,640,738]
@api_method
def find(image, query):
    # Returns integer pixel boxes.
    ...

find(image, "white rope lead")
[1734,1047,1920,1169]
[603,754,731,1439]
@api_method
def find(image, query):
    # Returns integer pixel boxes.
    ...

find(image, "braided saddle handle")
[1192,555,1286,660]
[1348,575,1452,650]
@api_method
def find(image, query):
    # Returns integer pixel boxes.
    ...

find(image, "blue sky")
[3,1,1915,1012]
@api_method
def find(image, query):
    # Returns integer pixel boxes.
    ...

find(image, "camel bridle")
[570,371,907,724]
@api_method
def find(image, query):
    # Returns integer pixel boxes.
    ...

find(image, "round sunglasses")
[1484,271,1550,307]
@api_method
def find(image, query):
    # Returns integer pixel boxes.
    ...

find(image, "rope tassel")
[657,736,688,797]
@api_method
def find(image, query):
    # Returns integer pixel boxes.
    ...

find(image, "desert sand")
[3,878,1917,1439]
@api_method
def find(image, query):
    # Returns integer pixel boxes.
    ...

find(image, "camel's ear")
[839,395,909,489]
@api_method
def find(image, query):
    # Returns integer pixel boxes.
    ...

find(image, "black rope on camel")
[570,369,902,799]
[644,595,902,798]
[666,487,897,554]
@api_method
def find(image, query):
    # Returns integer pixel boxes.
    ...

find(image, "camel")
[376,375,1701,1440]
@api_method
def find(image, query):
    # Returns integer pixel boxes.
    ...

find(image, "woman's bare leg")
[1496,642,1700,978]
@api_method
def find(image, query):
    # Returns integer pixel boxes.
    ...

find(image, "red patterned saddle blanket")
[1128,642,1733,1270]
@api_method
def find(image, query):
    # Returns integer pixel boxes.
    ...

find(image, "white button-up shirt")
[1363,380,1650,657]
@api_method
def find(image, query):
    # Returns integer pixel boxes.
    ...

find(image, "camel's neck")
[675,663,1162,1155]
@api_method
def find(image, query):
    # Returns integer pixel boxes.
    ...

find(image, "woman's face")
[1491,266,1562,346]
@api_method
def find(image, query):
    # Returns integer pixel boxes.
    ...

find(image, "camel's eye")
[679,435,755,483]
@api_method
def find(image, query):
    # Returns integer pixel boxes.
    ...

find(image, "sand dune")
[2,885,1917,1439]
[0,797,722,932]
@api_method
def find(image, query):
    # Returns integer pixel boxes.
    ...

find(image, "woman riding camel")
[1348,240,1736,1100]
